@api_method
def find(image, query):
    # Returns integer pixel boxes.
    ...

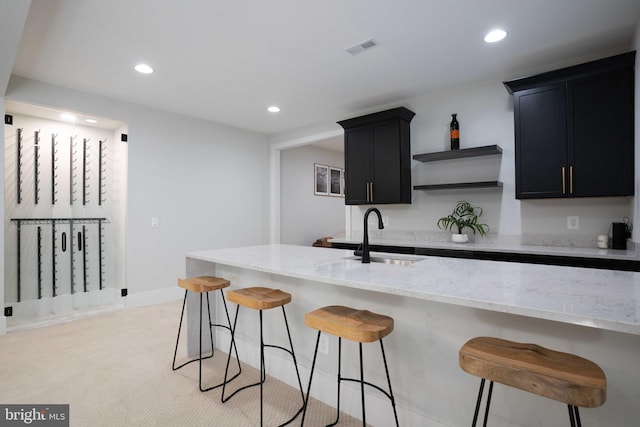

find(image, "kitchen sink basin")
[346,255,422,265]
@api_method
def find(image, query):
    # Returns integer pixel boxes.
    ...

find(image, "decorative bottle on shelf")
[450,113,460,150]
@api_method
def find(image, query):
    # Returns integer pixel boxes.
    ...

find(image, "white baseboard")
[125,287,183,308]
[1,288,183,334]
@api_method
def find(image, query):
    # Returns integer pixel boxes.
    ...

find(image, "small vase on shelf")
[450,113,459,150]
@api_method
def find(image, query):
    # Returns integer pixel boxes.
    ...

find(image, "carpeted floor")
[0,300,362,426]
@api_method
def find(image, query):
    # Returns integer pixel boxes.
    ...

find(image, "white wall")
[280,144,344,245]
[273,68,635,248]
[3,76,270,310]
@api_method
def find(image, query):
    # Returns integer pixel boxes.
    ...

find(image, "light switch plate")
[151,217,159,228]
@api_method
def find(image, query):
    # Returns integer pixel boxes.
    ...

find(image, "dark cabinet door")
[514,84,568,199]
[344,127,373,205]
[371,119,404,203]
[568,69,634,197]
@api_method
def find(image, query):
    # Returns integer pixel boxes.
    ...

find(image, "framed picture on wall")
[330,167,344,197]
[314,164,329,195]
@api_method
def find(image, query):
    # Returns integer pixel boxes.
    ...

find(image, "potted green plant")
[437,200,489,243]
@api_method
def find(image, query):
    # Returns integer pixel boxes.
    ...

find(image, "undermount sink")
[346,255,422,266]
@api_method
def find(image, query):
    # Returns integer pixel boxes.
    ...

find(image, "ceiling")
[2,0,640,136]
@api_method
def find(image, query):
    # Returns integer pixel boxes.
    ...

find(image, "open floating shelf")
[413,144,502,162]
[413,181,503,191]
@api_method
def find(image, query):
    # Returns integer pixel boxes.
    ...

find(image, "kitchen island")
[186,244,640,427]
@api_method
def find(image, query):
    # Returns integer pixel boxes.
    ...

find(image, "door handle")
[562,167,566,194]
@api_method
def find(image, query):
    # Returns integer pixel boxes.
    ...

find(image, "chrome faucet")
[358,207,384,263]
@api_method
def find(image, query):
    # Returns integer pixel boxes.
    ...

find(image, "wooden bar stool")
[459,337,607,427]
[172,276,241,392]
[221,287,304,427]
[301,305,399,427]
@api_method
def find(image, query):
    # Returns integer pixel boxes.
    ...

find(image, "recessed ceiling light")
[484,29,507,43]
[267,106,280,113]
[60,113,77,121]
[134,63,154,74]
[85,118,98,124]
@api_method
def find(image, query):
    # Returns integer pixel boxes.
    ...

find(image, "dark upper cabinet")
[338,107,415,205]
[505,52,635,199]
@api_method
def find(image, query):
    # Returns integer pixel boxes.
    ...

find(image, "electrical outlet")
[567,216,579,230]
[151,217,159,228]
[318,334,329,355]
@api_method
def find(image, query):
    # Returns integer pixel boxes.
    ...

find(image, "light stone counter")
[187,244,640,335]
[329,237,639,261]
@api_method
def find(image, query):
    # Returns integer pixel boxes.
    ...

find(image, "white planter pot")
[451,233,469,243]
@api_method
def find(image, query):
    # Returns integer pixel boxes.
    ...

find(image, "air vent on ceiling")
[344,38,379,55]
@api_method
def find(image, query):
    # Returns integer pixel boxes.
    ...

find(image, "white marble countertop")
[186,244,640,335]
[329,237,639,260]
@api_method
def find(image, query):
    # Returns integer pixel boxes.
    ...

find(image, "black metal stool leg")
[172,290,215,372]
[301,331,322,427]
[327,337,342,427]
[171,290,213,371]
[278,306,305,426]
[482,380,493,427]
[471,378,485,427]
[212,289,242,383]
[568,405,576,427]
[222,305,241,403]
[470,378,493,427]
[568,405,582,427]
[359,342,366,427]
[172,289,189,370]
[379,339,399,427]
[260,309,264,427]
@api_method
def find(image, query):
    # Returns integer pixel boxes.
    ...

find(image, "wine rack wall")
[4,113,127,306]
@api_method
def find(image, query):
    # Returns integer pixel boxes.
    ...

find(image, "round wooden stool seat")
[226,287,291,310]
[178,276,230,293]
[305,305,394,343]
[459,336,607,408]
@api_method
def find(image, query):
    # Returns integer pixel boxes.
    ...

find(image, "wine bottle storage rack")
[70,135,78,205]
[5,115,123,312]
[99,139,107,206]
[11,218,109,303]
[34,130,41,204]
[51,133,59,205]
[16,128,23,204]
[83,138,90,205]
[11,130,112,207]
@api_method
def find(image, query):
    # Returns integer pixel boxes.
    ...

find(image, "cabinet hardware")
[570,166,573,194]
[370,182,373,202]
[562,167,566,194]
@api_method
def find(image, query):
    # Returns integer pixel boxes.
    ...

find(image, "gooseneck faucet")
[360,207,384,263]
